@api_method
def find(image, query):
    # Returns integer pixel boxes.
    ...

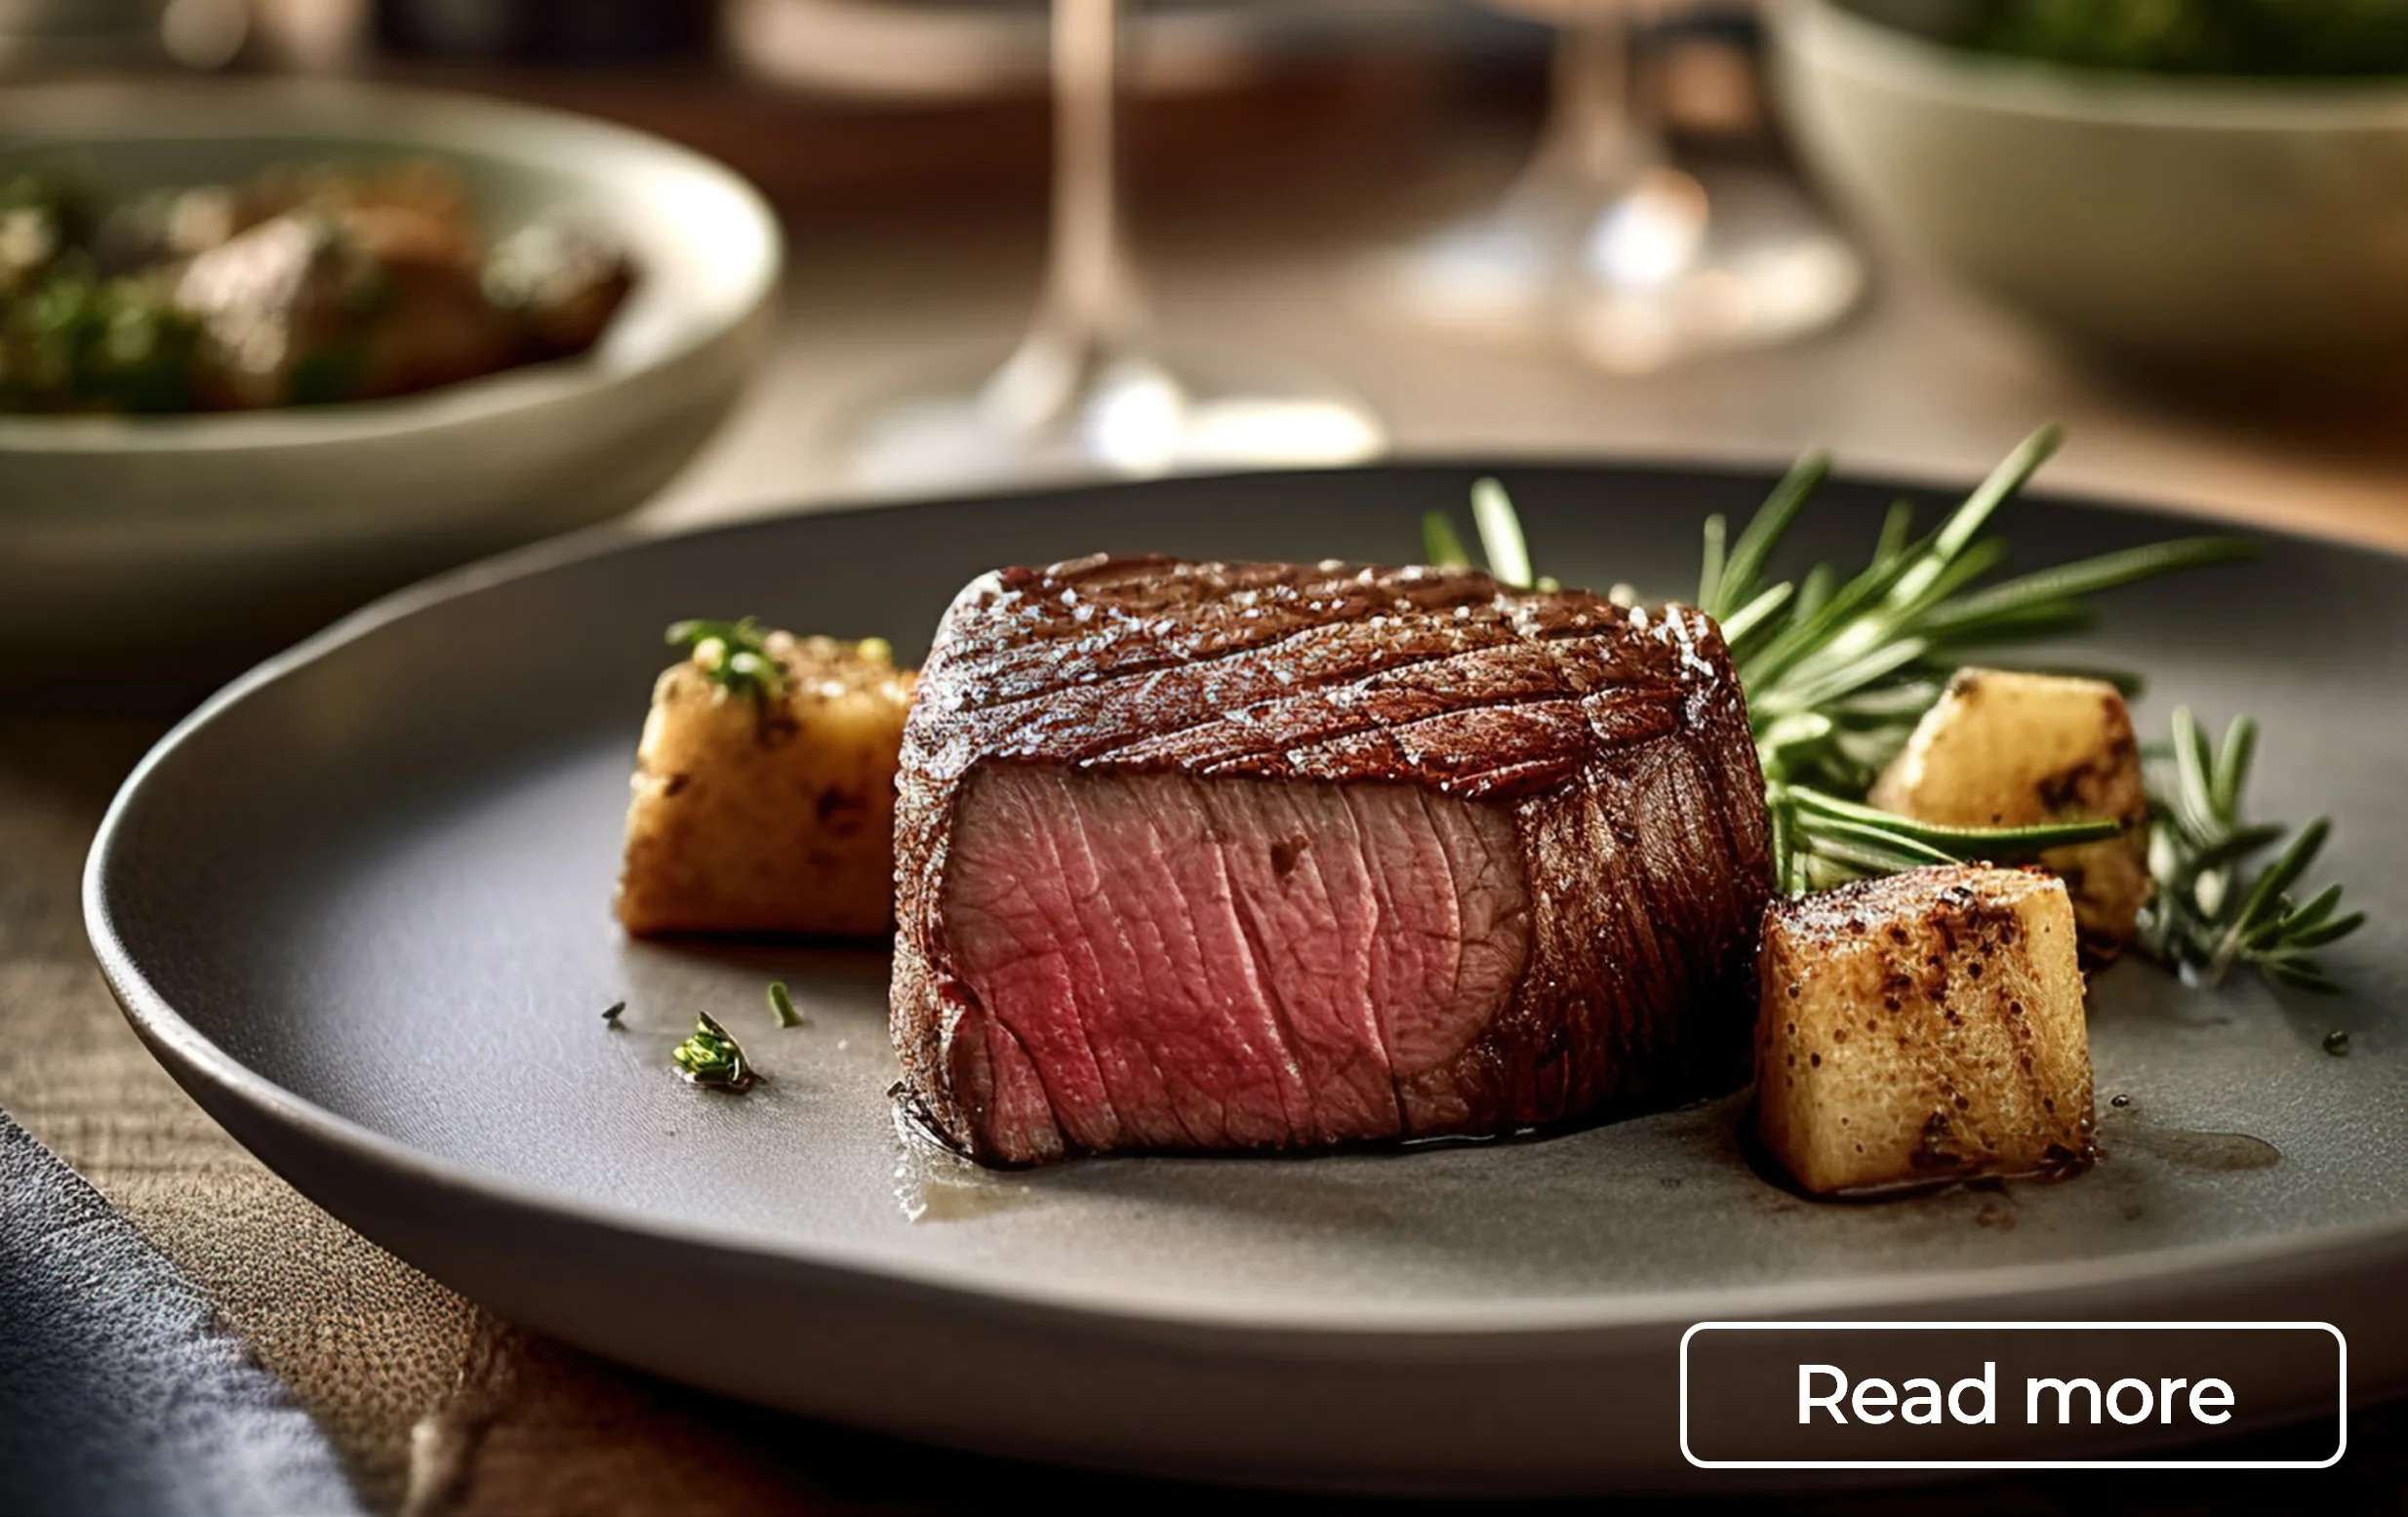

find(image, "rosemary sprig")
[666,617,787,702]
[2139,707,2364,992]
[1427,430,2205,895]
[1768,780,2117,898]
[1426,432,2360,993]
[671,1012,757,1092]
[1701,427,2256,797]
[1470,478,1534,589]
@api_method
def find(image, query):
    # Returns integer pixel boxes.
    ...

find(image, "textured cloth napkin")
[0,1105,363,1517]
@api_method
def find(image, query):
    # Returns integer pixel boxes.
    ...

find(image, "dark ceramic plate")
[84,464,2408,1491]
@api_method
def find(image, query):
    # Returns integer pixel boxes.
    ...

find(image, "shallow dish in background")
[0,80,780,670]
[84,463,2408,1489]
[1771,0,2408,375]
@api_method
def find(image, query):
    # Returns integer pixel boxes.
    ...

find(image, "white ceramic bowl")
[0,81,780,666]
[1770,0,2408,374]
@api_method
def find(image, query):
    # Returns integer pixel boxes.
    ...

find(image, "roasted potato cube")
[1868,668,2150,948]
[1754,864,2094,1196]
[617,632,911,938]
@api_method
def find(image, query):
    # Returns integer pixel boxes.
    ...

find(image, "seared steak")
[892,556,1773,1165]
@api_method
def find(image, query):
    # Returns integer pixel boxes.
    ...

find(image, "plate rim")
[82,459,2408,1341]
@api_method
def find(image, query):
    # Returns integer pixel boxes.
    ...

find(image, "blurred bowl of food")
[1769,0,2408,378]
[0,80,779,669]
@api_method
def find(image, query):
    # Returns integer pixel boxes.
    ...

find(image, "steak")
[891,555,1774,1166]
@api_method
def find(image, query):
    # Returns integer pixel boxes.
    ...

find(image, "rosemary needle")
[2139,707,2363,992]
[768,980,803,1028]
[1470,477,1534,589]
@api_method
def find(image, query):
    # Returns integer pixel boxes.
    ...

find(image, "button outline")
[1678,1320,2348,1469]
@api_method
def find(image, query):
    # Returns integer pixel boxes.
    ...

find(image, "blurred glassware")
[249,0,368,70]
[842,0,1384,492]
[725,0,1449,102]
[1369,0,1864,373]
[0,0,247,70]
[730,0,1258,101]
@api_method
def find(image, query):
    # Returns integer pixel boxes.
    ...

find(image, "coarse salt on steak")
[891,555,1773,1165]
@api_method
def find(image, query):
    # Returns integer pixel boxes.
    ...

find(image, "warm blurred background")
[11,9,2408,1511]
[7,0,2408,682]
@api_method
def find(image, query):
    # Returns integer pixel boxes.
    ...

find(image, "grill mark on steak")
[928,558,1647,747]
[893,556,1773,1165]
[967,631,1535,778]
[938,560,1505,716]
[1089,661,1682,787]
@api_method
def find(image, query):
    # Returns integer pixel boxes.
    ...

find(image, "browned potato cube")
[617,632,911,938]
[1868,668,2150,949]
[1754,864,2095,1196]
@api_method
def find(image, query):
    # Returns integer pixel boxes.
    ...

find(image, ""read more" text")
[1798,1362,2236,1427]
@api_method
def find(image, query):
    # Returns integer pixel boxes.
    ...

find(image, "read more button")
[1679,1322,2345,1468]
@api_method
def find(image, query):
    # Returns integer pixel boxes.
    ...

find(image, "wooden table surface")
[4,63,2405,1516]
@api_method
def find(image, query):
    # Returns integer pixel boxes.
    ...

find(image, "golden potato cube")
[1868,668,2150,948]
[1754,864,2095,1196]
[617,632,911,938]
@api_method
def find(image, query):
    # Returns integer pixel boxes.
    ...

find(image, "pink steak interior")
[940,764,1532,1161]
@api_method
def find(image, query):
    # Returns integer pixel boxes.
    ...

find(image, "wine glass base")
[842,346,1385,495]
[1367,160,1866,374]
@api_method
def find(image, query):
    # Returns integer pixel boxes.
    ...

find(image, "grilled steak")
[892,556,1773,1166]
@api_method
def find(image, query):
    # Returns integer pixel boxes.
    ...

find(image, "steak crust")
[892,556,1773,1165]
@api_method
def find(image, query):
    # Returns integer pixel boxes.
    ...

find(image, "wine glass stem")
[983,0,1147,433]
[1043,0,1143,347]
[1540,0,1660,192]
